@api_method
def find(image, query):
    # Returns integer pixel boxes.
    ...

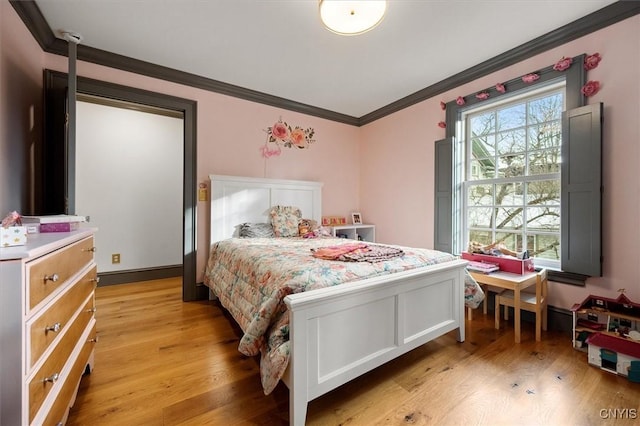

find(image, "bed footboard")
[284,259,467,425]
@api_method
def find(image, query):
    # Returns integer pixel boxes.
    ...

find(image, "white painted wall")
[76,101,183,273]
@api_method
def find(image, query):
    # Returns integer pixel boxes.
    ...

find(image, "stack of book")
[466,260,500,274]
[21,215,87,233]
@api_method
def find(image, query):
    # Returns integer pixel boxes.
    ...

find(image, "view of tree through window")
[463,88,563,264]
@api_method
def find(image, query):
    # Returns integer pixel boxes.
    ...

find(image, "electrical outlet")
[112,253,120,264]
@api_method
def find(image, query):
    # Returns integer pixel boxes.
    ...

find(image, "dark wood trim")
[9,1,358,126]
[45,70,204,301]
[548,270,589,286]
[10,1,639,126]
[97,265,182,286]
[77,93,184,119]
[8,0,56,51]
[360,1,639,124]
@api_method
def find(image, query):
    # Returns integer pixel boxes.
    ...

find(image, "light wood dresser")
[1,229,98,425]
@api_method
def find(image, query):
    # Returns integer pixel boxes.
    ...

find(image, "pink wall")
[360,15,640,309]
[4,0,639,309]
[0,0,360,281]
[43,55,361,281]
[0,0,44,214]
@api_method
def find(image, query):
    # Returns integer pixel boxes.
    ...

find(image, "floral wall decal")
[584,53,602,70]
[259,144,281,158]
[261,117,315,158]
[436,52,605,129]
[440,101,446,110]
[553,56,573,71]
[522,73,540,83]
[581,80,600,97]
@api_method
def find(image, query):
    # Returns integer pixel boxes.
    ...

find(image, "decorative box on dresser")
[0,229,98,425]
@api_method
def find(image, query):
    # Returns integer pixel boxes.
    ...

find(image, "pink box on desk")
[461,251,535,275]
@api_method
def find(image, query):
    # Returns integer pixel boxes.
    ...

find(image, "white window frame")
[455,81,566,270]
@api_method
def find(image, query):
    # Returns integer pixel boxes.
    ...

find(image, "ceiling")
[26,0,624,121]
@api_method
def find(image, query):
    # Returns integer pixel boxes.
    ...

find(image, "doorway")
[42,70,204,301]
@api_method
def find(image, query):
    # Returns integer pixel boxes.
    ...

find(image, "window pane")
[469,230,493,246]
[467,184,493,206]
[467,207,494,228]
[469,158,495,180]
[529,93,563,124]
[497,154,526,178]
[496,207,523,230]
[495,182,523,205]
[526,207,560,232]
[497,129,526,155]
[526,234,560,260]
[470,112,495,136]
[529,121,561,150]
[495,232,524,252]
[497,104,526,131]
[526,180,560,204]
[529,148,561,175]
[471,133,496,157]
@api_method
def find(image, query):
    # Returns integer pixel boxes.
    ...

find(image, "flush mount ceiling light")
[319,0,387,36]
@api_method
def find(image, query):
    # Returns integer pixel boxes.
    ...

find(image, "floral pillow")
[238,223,275,238]
[269,205,302,237]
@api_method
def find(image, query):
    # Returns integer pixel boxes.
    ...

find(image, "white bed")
[207,174,470,425]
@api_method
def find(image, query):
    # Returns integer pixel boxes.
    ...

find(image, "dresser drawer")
[28,296,96,423]
[27,236,95,311]
[41,322,97,426]
[28,266,97,369]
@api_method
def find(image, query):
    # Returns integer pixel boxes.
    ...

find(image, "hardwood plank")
[66,278,640,426]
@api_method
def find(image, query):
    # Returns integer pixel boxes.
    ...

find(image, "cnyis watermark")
[599,408,638,419]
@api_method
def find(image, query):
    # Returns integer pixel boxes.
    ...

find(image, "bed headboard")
[209,175,323,244]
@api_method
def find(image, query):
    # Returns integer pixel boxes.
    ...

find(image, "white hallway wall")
[76,100,183,273]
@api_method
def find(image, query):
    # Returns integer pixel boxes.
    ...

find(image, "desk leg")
[514,288,521,343]
[482,285,488,315]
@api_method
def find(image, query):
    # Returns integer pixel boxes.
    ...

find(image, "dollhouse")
[571,292,640,381]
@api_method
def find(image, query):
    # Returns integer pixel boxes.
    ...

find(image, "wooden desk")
[468,270,540,343]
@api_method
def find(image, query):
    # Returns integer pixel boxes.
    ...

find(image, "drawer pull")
[90,277,100,284]
[43,372,60,383]
[83,246,97,252]
[87,307,97,314]
[44,273,59,283]
[45,322,61,333]
[88,336,99,343]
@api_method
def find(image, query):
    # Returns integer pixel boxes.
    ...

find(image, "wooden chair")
[495,269,548,341]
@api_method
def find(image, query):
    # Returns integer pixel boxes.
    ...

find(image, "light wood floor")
[66,277,640,425]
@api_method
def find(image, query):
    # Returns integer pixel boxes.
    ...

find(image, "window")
[459,84,564,270]
[435,54,603,283]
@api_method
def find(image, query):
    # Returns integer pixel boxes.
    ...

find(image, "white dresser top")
[0,228,96,261]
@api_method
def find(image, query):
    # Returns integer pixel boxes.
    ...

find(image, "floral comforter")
[204,237,483,394]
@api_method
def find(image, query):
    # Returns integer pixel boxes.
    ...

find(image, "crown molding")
[10,0,640,127]
[359,0,640,125]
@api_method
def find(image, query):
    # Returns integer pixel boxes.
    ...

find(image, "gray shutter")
[434,138,453,253]
[561,103,603,276]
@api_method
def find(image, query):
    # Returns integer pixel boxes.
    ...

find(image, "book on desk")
[466,260,500,274]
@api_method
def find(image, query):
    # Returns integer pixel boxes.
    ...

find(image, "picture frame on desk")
[351,212,362,225]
